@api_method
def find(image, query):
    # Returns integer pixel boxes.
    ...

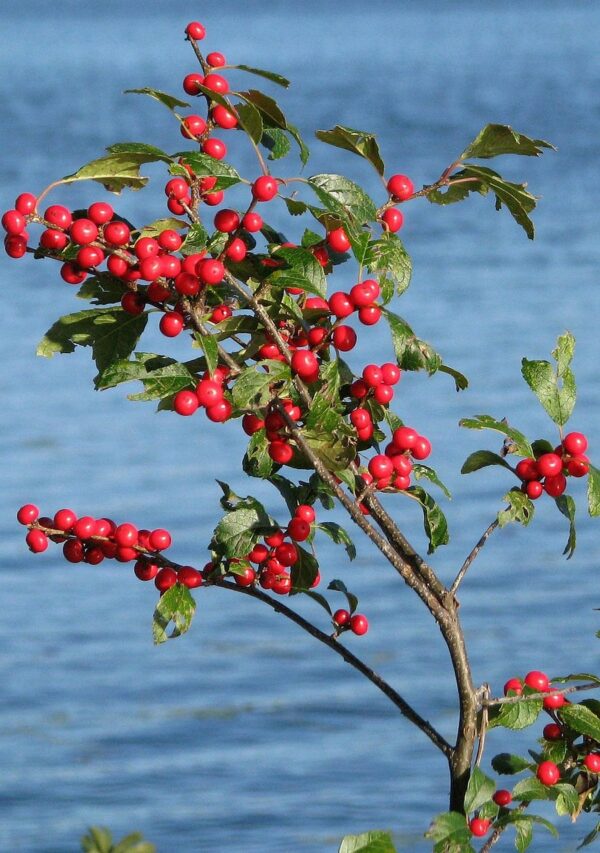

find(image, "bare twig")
[449,518,500,599]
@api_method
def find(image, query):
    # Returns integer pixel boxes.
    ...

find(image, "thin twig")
[214,578,452,756]
[484,681,599,707]
[449,518,500,599]
[474,684,490,767]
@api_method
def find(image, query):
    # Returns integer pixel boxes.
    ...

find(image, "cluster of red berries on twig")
[516,431,590,499]
[173,366,232,421]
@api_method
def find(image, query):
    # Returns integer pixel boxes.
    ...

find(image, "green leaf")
[287,122,311,166]
[579,820,600,849]
[438,364,469,391]
[461,450,513,475]
[498,490,535,528]
[461,124,555,160]
[82,826,113,853]
[125,87,189,111]
[194,332,219,376]
[491,753,533,775]
[269,246,327,297]
[231,361,291,409]
[453,164,540,239]
[551,673,600,686]
[179,222,209,255]
[243,429,274,479]
[405,486,449,553]
[214,495,273,558]
[338,830,397,853]
[554,782,579,817]
[364,232,412,296]
[412,464,452,499]
[511,777,552,801]
[315,124,385,175]
[62,152,156,193]
[96,353,192,396]
[290,545,319,592]
[301,407,356,472]
[521,347,576,426]
[176,152,242,189]
[464,767,495,815]
[315,522,356,560]
[496,811,558,838]
[459,414,533,458]
[237,89,287,128]
[425,812,472,852]
[234,101,264,145]
[106,141,173,162]
[232,64,290,88]
[555,494,577,559]
[76,273,126,306]
[309,174,377,224]
[559,703,600,741]
[489,696,543,730]
[514,818,533,853]
[384,310,441,374]
[152,583,196,644]
[328,579,358,614]
[37,308,148,377]
[295,589,332,616]
[587,464,600,517]
[139,217,187,238]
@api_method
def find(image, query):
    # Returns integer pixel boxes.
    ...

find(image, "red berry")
[543,723,563,740]
[173,389,199,418]
[381,207,404,232]
[87,202,113,225]
[242,211,263,232]
[53,508,76,531]
[148,529,171,551]
[155,567,178,592]
[411,436,432,460]
[332,325,357,351]
[567,455,590,477]
[333,609,351,626]
[265,530,285,548]
[350,379,368,399]
[69,218,98,245]
[2,209,26,235]
[369,455,394,479]
[248,544,269,563]
[295,505,316,524]
[40,229,68,250]
[103,221,130,246]
[182,73,204,95]
[516,458,539,481]
[328,291,354,319]
[537,761,560,785]
[393,426,418,450]
[186,21,206,40]
[350,409,372,430]
[203,73,229,95]
[207,51,226,68]
[387,174,414,201]
[178,566,203,588]
[536,452,562,478]
[77,246,104,269]
[349,282,376,308]
[275,542,298,567]
[114,523,138,548]
[206,399,232,422]
[287,517,310,542]
[543,692,566,710]
[469,818,490,838]
[381,363,401,385]
[563,431,588,455]
[160,312,184,338]
[362,364,383,387]
[211,304,234,323]
[503,677,523,696]
[358,305,382,326]
[242,413,265,435]
[60,262,87,285]
[174,272,199,297]
[524,670,549,692]
[134,560,159,581]
[493,789,512,807]
[214,209,240,233]
[225,238,246,263]
[291,350,319,381]
[197,258,225,285]
[44,204,72,229]
[374,384,394,404]
[233,567,255,587]
[350,614,369,635]
[544,473,567,497]
[85,546,105,565]
[26,529,48,553]
[269,441,294,464]
[63,538,85,563]
[202,138,227,160]
[326,227,351,253]
[196,379,224,407]
[252,176,279,202]
[17,503,39,525]
[4,234,27,258]
[73,516,97,540]
[584,753,600,773]
[271,572,292,595]
[15,193,37,215]
[525,480,543,499]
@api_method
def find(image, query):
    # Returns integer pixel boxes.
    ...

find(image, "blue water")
[1,2,600,851]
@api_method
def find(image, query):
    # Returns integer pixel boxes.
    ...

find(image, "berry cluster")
[173,366,232,422]
[516,431,590,500]
[363,425,431,492]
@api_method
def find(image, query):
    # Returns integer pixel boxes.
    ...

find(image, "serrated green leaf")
[521,356,576,427]
[176,152,242,190]
[542,738,567,765]
[82,826,113,853]
[514,818,533,853]
[461,124,555,160]
[127,360,196,402]
[412,464,452,499]
[559,703,600,741]
[338,830,397,853]
[283,197,309,216]
[425,812,471,851]
[290,545,319,592]
[587,464,600,517]
[231,360,291,409]
[495,812,558,838]
[438,364,469,391]
[427,181,480,206]
[194,332,219,376]
[237,89,287,128]
[384,310,441,374]
[76,273,126,305]
[364,232,412,296]
[456,164,539,239]
[552,673,600,686]
[461,450,514,475]
[464,766,495,815]
[262,127,291,161]
[286,122,310,166]
[214,496,272,558]
[37,308,148,377]
[316,522,356,560]
[232,64,290,88]
[106,141,172,162]
[62,153,155,193]
[553,331,575,376]
[491,753,533,775]
[498,490,535,528]
[125,87,189,111]
[554,782,579,817]
[113,832,156,853]
[152,583,196,644]
[234,101,264,145]
[139,217,187,238]
[489,696,543,730]
[179,222,209,255]
[459,415,533,458]
[405,485,449,553]
[308,173,377,225]
[328,579,358,614]
[555,494,576,559]
[243,429,273,479]
[511,777,552,801]
[269,245,327,297]
[316,124,385,175]
[301,409,356,472]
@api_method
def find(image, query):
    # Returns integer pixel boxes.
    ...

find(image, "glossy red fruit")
[178,566,204,588]
[211,304,234,323]
[567,455,590,477]
[350,379,368,399]
[362,364,383,387]
[271,572,292,595]
[248,544,269,563]
[44,204,72,229]
[158,230,183,252]
[392,426,418,450]
[4,234,27,258]
[411,436,432,460]
[203,73,229,95]
[543,692,566,710]
[233,567,255,587]
[503,677,523,696]
[206,399,232,422]
[40,229,68,250]
[381,207,404,232]
[536,452,562,477]
[186,21,206,40]
[155,567,178,592]
[349,282,376,308]
[214,209,240,233]
[252,176,279,202]
[469,818,490,838]
[134,560,159,581]
[72,516,96,540]
[516,458,539,481]
[207,51,226,67]
[15,192,37,215]
[182,72,205,95]
[269,441,294,464]
[275,542,298,567]
[181,115,208,139]
[107,255,128,277]
[77,246,105,269]
[103,221,130,246]
[387,174,414,201]
[493,789,512,807]
[87,202,113,225]
[584,753,600,773]
[326,227,351,253]
[369,455,394,480]
[392,454,412,476]
[563,431,588,455]
[85,546,105,565]
[374,384,394,404]
[358,305,382,326]
[332,325,357,351]
[26,529,48,553]
[17,503,40,525]
[63,538,85,563]
[328,291,354,318]
[114,523,138,547]
[160,254,181,279]
[202,138,227,160]
[2,209,26,235]
[291,349,319,381]
[525,480,543,499]
[196,379,224,408]
[544,473,567,497]
[295,505,316,524]
[53,508,76,531]
[135,237,160,260]
[265,530,285,548]
[148,529,171,551]
[524,670,549,692]
[242,211,263,232]
[543,723,563,740]
[160,312,184,337]
[350,409,372,430]
[197,258,225,285]
[173,390,199,416]
[350,614,369,635]
[242,413,265,435]
[69,218,98,245]
[537,761,560,785]
[174,272,199,297]
[333,609,351,626]
[287,517,310,542]
[381,363,401,385]
[60,262,87,285]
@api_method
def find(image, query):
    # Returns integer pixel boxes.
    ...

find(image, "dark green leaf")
[459,414,533,458]
[294,589,332,616]
[180,222,209,255]
[126,360,196,402]
[464,766,495,814]
[338,830,397,853]
[261,127,291,160]
[384,310,441,374]
[461,450,514,475]
[237,89,287,127]
[559,703,600,741]
[234,101,264,145]
[491,753,533,775]
[364,232,412,296]
[425,812,472,852]
[454,164,539,239]
[231,360,291,409]
[290,545,319,592]
[286,122,310,166]
[316,124,385,175]
[106,141,172,162]
[498,490,535,528]
[554,782,579,817]
[125,87,189,111]
[194,332,219,376]
[412,464,452,499]
[555,494,576,559]
[328,579,358,614]
[283,197,309,217]
[176,152,242,189]
[76,273,126,305]
[587,464,600,517]
[579,820,600,849]
[232,64,290,88]
[62,153,155,193]
[139,217,187,238]
[489,696,543,730]
[542,739,567,765]
[243,429,274,479]
[427,181,480,206]
[37,308,148,377]
[461,124,555,160]
[152,583,196,644]
[511,777,552,801]
[269,246,327,297]
[301,409,356,472]
[309,173,377,224]
[521,353,576,427]
[552,673,600,686]
[405,485,449,553]
[214,496,273,558]
[316,522,356,560]
[438,364,469,391]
